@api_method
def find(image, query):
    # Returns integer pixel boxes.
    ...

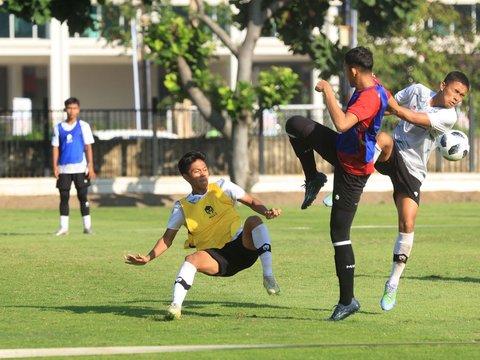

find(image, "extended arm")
[315,80,359,132]
[238,193,281,219]
[387,96,431,127]
[52,146,59,179]
[125,228,178,265]
[85,144,96,180]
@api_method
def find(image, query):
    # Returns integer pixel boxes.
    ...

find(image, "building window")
[14,17,33,38]
[454,5,475,35]
[37,24,48,38]
[0,12,9,37]
[0,12,49,38]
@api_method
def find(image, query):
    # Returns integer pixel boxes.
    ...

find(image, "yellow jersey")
[179,182,241,250]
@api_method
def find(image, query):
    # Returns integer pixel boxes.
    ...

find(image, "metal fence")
[0,106,477,178]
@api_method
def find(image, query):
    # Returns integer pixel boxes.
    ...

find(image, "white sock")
[60,215,69,230]
[373,143,382,163]
[82,215,91,230]
[389,263,405,287]
[389,232,414,286]
[172,261,197,307]
[252,224,273,277]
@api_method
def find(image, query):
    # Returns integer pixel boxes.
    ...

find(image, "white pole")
[131,19,142,130]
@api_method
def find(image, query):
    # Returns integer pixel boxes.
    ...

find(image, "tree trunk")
[229,119,250,189]
[228,1,263,190]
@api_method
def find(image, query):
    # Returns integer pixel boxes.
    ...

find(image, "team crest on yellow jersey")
[204,205,217,218]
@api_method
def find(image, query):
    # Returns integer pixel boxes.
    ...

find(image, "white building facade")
[0,1,345,113]
[0,0,478,113]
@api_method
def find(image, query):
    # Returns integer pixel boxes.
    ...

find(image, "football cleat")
[301,172,327,209]
[328,298,360,321]
[263,275,280,295]
[83,228,95,235]
[164,304,182,320]
[55,228,69,236]
[380,282,398,311]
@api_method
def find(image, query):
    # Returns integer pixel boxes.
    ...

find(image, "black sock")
[334,245,355,305]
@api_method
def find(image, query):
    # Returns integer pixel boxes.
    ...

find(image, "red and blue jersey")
[336,82,389,176]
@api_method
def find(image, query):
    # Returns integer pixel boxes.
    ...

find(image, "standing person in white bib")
[374,71,470,311]
[51,97,96,236]
[125,150,281,320]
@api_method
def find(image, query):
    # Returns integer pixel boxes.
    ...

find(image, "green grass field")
[0,201,479,359]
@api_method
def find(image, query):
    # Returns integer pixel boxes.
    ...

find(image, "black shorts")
[374,143,422,205]
[332,166,369,211]
[56,173,91,191]
[204,232,258,277]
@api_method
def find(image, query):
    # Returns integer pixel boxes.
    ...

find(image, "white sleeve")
[51,125,59,147]
[394,84,415,106]
[428,108,457,134]
[166,201,186,230]
[80,121,95,144]
[217,178,245,203]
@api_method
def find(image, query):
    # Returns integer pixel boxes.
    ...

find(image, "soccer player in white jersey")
[374,71,470,311]
[125,151,281,320]
[51,97,96,236]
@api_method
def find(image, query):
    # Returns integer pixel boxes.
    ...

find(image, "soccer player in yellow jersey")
[125,151,281,320]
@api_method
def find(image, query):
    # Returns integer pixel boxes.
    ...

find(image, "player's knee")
[184,253,201,268]
[399,220,415,233]
[285,116,300,136]
[60,190,70,201]
[330,209,354,242]
[285,115,313,138]
[185,252,217,275]
[376,132,392,152]
[245,215,263,230]
[376,131,388,145]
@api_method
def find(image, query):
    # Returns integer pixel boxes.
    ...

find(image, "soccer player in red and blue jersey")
[286,46,390,321]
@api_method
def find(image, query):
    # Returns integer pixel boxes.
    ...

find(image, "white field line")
[279,224,480,231]
[352,224,480,229]
[0,342,478,359]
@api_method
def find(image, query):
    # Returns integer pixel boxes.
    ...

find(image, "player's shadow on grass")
[9,304,159,319]
[0,232,55,236]
[405,274,480,284]
[357,273,479,284]
[127,299,348,320]
[13,300,337,321]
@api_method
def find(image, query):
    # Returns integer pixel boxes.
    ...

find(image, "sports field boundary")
[0,173,479,196]
[0,341,478,359]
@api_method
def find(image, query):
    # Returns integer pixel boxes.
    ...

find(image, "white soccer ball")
[436,130,470,161]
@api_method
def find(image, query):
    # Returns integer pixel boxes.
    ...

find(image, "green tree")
[102,1,305,188]
[0,0,96,35]
[3,0,426,187]
[101,0,418,188]
[357,0,479,128]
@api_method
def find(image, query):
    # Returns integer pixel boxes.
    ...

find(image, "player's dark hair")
[178,151,207,175]
[444,71,470,90]
[344,46,373,72]
[64,97,80,107]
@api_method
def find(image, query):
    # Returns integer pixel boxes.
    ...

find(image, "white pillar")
[49,19,70,118]
[7,65,22,106]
